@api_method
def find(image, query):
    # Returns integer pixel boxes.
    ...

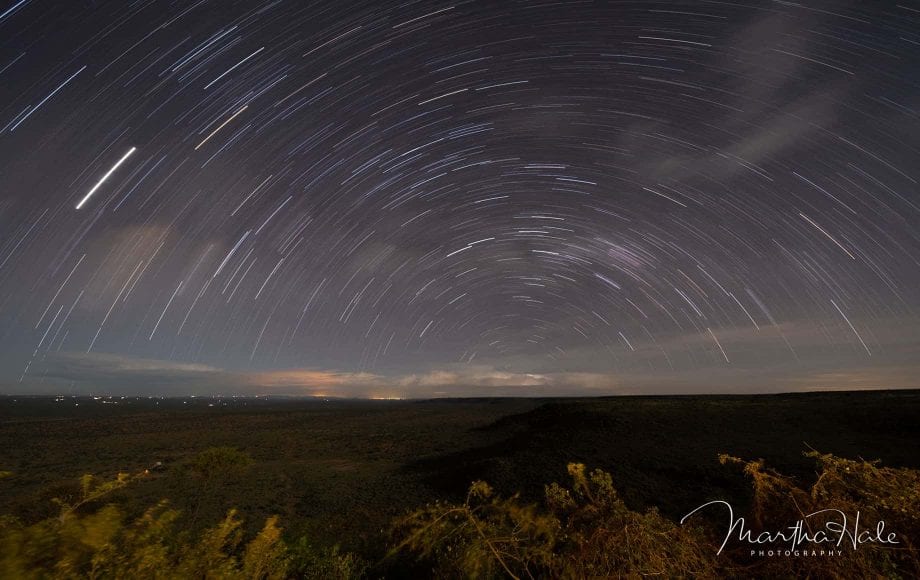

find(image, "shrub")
[4,450,917,578]
[392,453,920,579]
[287,537,368,579]
[0,468,365,579]
[390,463,720,579]
[716,451,920,579]
[188,447,253,482]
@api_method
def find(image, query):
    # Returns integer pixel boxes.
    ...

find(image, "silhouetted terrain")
[409,391,920,519]
[2,390,919,561]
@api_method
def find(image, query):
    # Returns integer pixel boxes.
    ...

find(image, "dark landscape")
[3,389,918,575]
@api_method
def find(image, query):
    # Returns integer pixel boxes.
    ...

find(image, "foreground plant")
[3,449,918,578]
[715,451,920,579]
[0,453,364,579]
[0,471,288,579]
[392,453,920,579]
[390,463,720,579]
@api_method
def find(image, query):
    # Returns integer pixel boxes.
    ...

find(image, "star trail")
[1,0,919,397]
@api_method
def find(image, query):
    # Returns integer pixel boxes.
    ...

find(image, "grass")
[1,390,919,568]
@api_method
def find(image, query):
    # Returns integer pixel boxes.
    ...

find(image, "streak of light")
[75,147,137,209]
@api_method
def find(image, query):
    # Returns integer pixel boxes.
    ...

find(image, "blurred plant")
[4,450,917,578]
[0,468,363,579]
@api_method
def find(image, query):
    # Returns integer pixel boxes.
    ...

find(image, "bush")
[390,463,719,579]
[392,453,920,579]
[287,537,368,579]
[188,447,253,482]
[715,451,920,578]
[3,450,917,578]
[0,498,289,578]
[0,468,364,580]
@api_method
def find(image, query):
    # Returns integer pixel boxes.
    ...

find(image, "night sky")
[1,0,919,397]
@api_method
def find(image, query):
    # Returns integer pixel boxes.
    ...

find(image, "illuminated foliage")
[2,450,918,578]
[393,454,920,579]
[391,462,719,579]
[718,451,920,579]
[0,467,362,579]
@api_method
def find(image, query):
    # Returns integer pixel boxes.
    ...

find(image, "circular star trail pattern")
[1,0,919,395]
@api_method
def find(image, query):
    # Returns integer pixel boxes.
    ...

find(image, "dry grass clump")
[393,452,920,579]
[717,451,920,579]
[0,448,364,580]
[391,462,720,579]
[2,449,917,578]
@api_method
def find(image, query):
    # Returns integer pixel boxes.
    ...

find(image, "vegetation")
[2,448,918,578]
[0,460,363,579]
[1,392,918,577]
[392,453,919,579]
[717,451,920,578]
[391,463,718,579]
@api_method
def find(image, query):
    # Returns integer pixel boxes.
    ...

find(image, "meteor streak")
[75,147,137,209]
